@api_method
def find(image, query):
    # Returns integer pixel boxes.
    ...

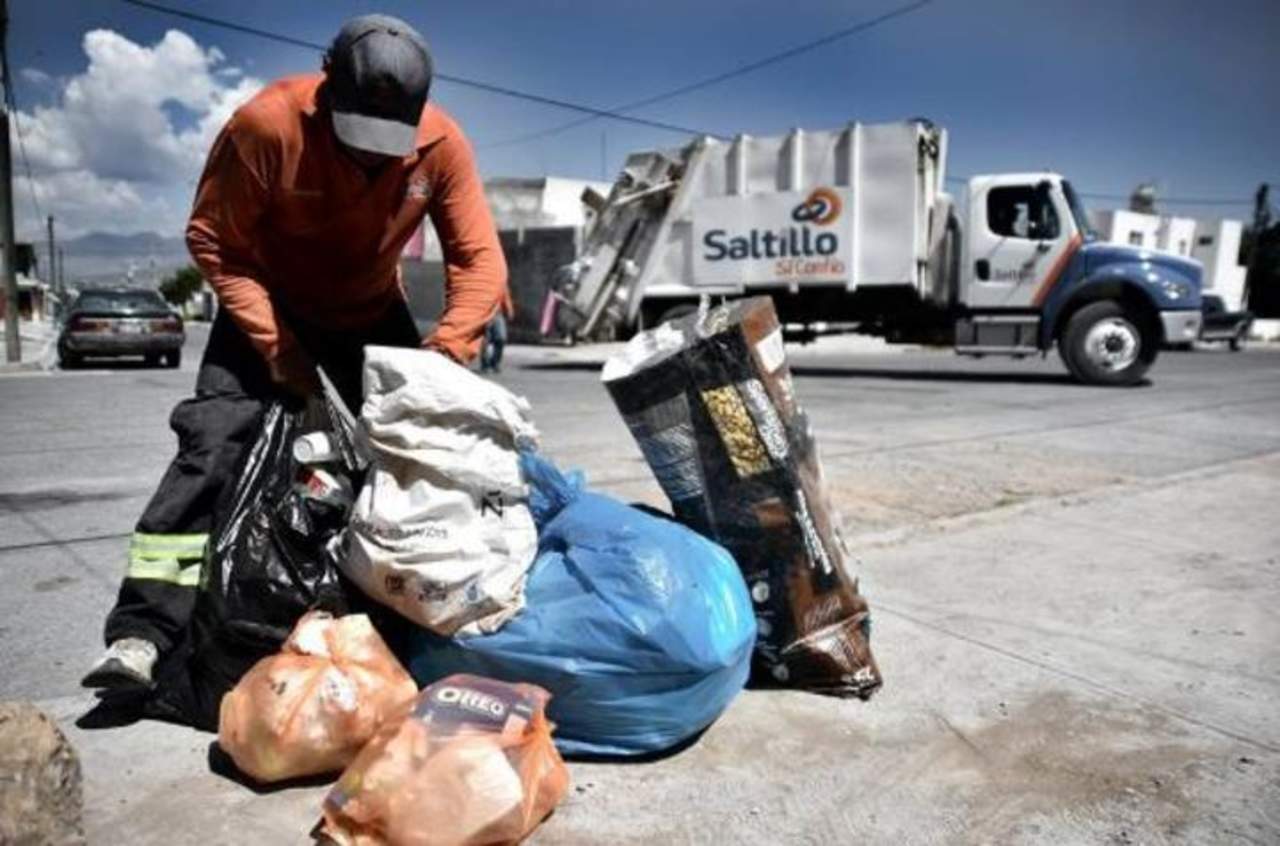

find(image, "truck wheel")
[1060,301,1155,386]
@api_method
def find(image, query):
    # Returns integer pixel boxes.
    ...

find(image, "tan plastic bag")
[217,612,417,783]
[319,674,569,846]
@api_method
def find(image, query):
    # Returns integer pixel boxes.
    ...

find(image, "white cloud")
[14,28,263,239]
[20,67,53,86]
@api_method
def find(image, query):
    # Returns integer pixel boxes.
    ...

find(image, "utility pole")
[1244,183,1271,313]
[0,0,20,362]
[46,213,55,290]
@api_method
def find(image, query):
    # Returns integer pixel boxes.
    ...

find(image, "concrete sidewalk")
[5,341,1278,844]
[0,319,58,373]
[40,452,1280,844]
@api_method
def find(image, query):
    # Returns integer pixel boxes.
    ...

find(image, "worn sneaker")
[81,638,159,693]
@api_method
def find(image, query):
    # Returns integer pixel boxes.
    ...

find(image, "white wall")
[1158,217,1196,257]
[405,176,610,261]
[1093,209,1161,249]
[540,178,611,228]
[485,177,610,230]
[1191,219,1247,310]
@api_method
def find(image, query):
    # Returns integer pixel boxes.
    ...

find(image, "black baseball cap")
[325,14,433,157]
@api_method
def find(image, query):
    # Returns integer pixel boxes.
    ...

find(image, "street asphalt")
[1,324,1278,844]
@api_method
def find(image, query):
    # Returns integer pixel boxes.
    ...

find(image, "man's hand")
[422,338,464,365]
[268,344,321,401]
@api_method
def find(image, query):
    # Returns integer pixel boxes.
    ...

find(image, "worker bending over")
[83,14,507,693]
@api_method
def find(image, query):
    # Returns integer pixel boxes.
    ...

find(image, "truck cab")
[956,173,1203,384]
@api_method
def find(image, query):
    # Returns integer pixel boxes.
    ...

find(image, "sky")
[8,0,1280,239]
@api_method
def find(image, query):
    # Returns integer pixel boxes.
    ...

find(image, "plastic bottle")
[296,467,354,509]
[293,432,337,464]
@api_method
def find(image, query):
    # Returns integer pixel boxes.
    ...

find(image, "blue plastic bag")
[406,453,756,757]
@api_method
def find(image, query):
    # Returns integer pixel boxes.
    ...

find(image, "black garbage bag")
[150,395,359,731]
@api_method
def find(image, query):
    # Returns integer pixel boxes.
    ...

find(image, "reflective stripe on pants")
[125,532,207,587]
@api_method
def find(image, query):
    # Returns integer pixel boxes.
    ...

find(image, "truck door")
[965,179,1076,309]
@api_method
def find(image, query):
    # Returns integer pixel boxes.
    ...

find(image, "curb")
[0,323,60,373]
[0,361,47,374]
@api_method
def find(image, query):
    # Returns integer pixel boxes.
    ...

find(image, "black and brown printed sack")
[602,297,881,699]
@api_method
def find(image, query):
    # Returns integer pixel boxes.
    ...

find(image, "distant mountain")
[58,232,190,288]
[62,231,187,258]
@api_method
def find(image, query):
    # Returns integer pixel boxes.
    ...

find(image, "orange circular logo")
[791,187,843,226]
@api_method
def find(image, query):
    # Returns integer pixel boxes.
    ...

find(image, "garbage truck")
[547,120,1203,386]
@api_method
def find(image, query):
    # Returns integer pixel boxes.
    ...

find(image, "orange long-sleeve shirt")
[186,74,506,366]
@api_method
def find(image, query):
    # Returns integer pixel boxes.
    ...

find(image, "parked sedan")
[58,288,185,368]
[1199,294,1253,351]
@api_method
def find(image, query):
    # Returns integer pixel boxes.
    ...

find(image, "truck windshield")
[1062,181,1096,239]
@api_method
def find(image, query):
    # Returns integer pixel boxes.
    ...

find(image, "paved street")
[2,326,1279,844]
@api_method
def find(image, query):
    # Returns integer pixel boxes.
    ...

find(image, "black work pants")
[103,301,421,652]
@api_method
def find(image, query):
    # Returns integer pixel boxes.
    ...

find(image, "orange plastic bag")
[217,612,418,783]
[319,674,570,846]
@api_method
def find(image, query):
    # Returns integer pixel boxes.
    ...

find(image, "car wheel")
[58,348,81,370]
[1229,329,1246,352]
[144,353,162,367]
[164,350,182,369]
[1061,301,1155,386]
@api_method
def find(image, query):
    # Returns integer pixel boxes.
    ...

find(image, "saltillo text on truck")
[548,119,1203,386]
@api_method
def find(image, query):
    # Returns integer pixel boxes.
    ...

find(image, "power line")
[124,0,323,51]
[942,175,1253,206]
[5,83,44,224]
[1077,193,1252,207]
[479,0,937,150]
[106,0,1275,209]
[0,10,39,223]
[120,0,717,139]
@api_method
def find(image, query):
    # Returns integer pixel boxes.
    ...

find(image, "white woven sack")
[342,346,539,636]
